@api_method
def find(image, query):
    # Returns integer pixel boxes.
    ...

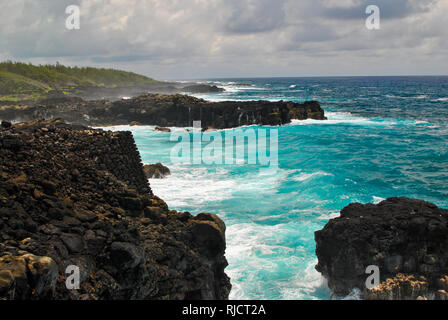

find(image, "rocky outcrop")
[366,274,431,300]
[154,127,171,133]
[181,84,224,94]
[0,119,230,300]
[315,197,448,300]
[0,254,58,299]
[143,164,171,179]
[0,94,326,129]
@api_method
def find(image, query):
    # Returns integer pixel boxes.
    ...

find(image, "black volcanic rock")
[181,84,225,93]
[315,197,448,300]
[0,119,230,300]
[154,127,171,133]
[0,94,326,129]
[1,121,11,129]
[143,163,171,179]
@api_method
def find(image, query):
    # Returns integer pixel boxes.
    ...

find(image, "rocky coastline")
[0,119,231,300]
[315,197,448,300]
[0,94,326,129]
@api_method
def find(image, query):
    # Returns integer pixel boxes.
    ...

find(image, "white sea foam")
[433,97,448,102]
[148,165,236,208]
[373,196,386,204]
[149,163,287,211]
[385,94,405,99]
[386,94,429,100]
[251,214,285,222]
[289,112,376,126]
[226,222,294,299]
[292,171,333,182]
[200,95,282,103]
[317,211,341,220]
[190,82,271,102]
[342,288,362,300]
[280,261,331,300]
[289,111,425,127]
[215,82,266,93]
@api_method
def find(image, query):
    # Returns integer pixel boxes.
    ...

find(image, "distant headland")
[0,61,223,103]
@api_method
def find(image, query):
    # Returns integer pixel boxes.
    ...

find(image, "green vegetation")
[0,61,158,101]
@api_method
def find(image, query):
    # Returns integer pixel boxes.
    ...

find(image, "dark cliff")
[315,198,448,300]
[0,94,326,129]
[0,119,231,300]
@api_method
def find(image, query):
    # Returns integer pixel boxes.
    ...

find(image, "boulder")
[61,234,85,254]
[154,127,171,133]
[315,197,448,299]
[181,84,225,93]
[1,120,12,129]
[110,242,144,270]
[190,213,226,258]
[143,163,171,179]
[0,254,58,299]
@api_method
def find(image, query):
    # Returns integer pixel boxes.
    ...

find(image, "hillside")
[0,61,159,102]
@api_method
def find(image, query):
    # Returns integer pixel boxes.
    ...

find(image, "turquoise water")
[107,77,448,300]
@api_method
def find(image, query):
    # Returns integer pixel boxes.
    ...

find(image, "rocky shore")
[0,94,326,129]
[0,119,231,300]
[315,198,448,300]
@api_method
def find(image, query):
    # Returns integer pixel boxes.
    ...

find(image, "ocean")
[106,76,448,300]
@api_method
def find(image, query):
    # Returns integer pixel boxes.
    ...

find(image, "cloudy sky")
[1,0,447,79]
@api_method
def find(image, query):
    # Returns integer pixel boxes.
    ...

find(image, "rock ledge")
[0,119,230,300]
[315,197,448,300]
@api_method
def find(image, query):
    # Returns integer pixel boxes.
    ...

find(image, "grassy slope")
[0,62,158,101]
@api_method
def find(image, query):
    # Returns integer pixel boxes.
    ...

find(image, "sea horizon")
[166,75,448,82]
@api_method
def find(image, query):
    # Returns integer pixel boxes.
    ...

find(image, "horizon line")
[164,74,448,81]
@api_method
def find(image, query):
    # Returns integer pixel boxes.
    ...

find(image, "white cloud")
[0,0,446,79]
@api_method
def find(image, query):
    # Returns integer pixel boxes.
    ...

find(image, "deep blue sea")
[107,76,448,300]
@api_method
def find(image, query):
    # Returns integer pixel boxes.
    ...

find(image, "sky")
[0,0,447,80]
